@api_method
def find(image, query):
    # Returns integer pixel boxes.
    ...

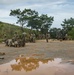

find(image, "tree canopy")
[40,14,54,34]
[10,8,54,34]
[61,17,74,33]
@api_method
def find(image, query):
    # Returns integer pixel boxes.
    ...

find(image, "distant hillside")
[0,21,30,39]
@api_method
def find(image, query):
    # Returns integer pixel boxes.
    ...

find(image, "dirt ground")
[0,39,74,64]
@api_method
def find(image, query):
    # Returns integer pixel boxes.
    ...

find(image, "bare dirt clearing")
[0,40,74,64]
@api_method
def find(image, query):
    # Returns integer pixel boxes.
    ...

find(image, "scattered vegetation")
[0,8,74,42]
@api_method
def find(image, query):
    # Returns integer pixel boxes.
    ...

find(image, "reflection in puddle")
[0,57,74,75]
[11,57,54,72]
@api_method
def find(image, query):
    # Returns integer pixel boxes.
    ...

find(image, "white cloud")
[0,0,74,28]
[0,0,22,5]
[0,0,66,5]
[50,12,74,28]
[0,9,10,18]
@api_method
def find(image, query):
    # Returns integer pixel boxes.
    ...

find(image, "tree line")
[10,8,74,40]
[10,9,54,34]
[0,8,74,41]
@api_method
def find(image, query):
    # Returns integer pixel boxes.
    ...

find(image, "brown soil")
[0,39,74,64]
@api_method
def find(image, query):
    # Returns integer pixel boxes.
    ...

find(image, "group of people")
[4,31,68,47]
[4,32,37,47]
[4,32,26,47]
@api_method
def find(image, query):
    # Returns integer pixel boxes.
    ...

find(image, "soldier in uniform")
[32,33,36,43]
[4,35,8,46]
[21,32,26,47]
[46,33,49,43]
[30,33,33,42]
[30,33,36,43]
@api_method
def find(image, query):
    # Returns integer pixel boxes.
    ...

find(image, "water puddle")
[0,56,74,75]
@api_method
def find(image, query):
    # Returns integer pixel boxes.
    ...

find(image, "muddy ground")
[0,39,74,64]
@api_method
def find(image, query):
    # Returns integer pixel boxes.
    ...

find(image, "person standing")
[46,33,49,42]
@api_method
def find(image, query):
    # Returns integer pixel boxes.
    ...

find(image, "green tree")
[50,28,62,39]
[68,28,74,40]
[61,17,74,34]
[10,9,38,32]
[40,14,54,34]
[10,9,25,32]
[27,16,41,31]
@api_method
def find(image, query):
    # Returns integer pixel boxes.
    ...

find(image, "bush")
[0,39,4,43]
[68,28,74,40]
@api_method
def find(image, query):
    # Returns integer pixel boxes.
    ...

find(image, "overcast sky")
[0,0,74,28]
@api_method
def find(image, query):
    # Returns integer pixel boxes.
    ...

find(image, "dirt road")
[0,40,74,64]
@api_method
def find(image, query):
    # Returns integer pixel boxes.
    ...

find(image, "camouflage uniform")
[21,33,26,47]
[46,33,49,42]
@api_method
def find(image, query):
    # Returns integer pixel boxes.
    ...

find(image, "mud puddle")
[0,56,74,75]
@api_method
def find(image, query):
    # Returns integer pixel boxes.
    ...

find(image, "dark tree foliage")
[61,17,74,33]
[50,28,62,39]
[40,14,54,34]
[10,9,38,32]
[10,9,54,34]
[28,16,41,30]
[61,17,74,39]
